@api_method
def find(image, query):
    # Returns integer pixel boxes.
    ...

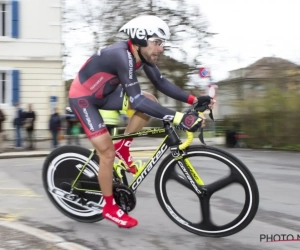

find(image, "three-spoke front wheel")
[154,145,259,237]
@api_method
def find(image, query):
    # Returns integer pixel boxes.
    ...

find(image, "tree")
[64,0,216,108]
[102,0,216,71]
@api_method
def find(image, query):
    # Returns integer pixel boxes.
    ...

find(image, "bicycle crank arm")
[50,188,104,213]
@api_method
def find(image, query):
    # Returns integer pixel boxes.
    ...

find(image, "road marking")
[0,188,42,197]
[0,220,65,242]
[0,220,93,249]
[0,213,19,221]
[0,208,38,222]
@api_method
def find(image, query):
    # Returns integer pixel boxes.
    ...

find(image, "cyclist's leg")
[69,95,137,228]
[101,86,158,171]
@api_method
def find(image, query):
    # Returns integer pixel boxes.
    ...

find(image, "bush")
[225,87,300,149]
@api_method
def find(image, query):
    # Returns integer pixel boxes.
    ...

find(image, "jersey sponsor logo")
[110,78,120,85]
[184,115,195,126]
[125,82,138,87]
[129,93,141,103]
[124,28,149,40]
[78,99,89,109]
[98,123,106,129]
[127,51,133,80]
[83,108,94,131]
[90,76,104,90]
[88,127,108,139]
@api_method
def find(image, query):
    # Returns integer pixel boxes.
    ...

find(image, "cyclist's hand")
[194,96,216,111]
[174,112,203,132]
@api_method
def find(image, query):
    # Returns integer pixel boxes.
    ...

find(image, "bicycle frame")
[71,121,205,195]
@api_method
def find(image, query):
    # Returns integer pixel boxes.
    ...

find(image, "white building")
[0,0,64,139]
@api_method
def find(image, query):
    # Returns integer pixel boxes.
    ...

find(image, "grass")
[275,144,300,151]
[245,142,300,152]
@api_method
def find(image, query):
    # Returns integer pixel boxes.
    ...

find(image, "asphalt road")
[0,148,299,250]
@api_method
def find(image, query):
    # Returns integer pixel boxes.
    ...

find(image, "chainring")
[113,183,136,212]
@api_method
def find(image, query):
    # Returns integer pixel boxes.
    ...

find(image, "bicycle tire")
[154,145,259,237]
[42,145,104,223]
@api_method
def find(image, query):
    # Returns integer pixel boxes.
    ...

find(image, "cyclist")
[68,15,215,229]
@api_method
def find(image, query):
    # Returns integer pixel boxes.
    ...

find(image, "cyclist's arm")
[143,64,196,105]
[115,50,181,122]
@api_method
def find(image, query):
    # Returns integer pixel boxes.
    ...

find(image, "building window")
[0,2,9,36]
[0,0,19,38]
[0,71,9,104]
[0,69,19,105]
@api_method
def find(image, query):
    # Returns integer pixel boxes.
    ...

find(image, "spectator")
[49,108,61,149]
[70,121,81,144]
[0,108,5,153]
[65,107,80,145]
[24,104,36,150]
[13,102,24,148]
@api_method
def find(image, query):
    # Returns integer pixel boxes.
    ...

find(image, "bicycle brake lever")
[209,109,214,121]
[198,127,206,145]
[195,105,214,121]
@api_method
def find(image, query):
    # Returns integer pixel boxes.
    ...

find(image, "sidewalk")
[0,220,92,250]
[0,136,225,159]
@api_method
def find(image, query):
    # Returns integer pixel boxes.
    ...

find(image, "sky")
[194,0,300,82]
[64,0,300,83]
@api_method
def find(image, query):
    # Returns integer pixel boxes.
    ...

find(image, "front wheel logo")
[75,164,95,178]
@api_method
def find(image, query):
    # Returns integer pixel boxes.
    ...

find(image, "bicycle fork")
[178,159,205,196]
[171,148,206,197]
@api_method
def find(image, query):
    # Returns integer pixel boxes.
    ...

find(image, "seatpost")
[163,120,170,129]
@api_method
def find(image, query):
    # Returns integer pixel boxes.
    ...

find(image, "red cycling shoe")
[102,195,138,228]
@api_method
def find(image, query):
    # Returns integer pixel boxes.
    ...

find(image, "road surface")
[0,148,299,249]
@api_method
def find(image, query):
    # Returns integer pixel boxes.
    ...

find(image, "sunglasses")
[148,37,166,47]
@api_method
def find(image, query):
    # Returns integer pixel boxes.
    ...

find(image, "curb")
[0,147,158,159]
[0,220,92,250]
[0,139,224,160]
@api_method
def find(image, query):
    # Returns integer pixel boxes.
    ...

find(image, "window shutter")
[12,70,20,105]
[11,0,19,38]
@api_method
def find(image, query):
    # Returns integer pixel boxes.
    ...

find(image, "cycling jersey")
[69,40,196,139]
